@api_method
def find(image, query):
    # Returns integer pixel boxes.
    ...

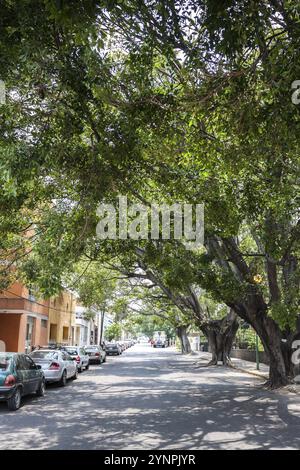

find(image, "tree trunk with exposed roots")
[200,310,239,366]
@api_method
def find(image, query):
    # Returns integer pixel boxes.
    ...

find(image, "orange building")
[0,282,50,353]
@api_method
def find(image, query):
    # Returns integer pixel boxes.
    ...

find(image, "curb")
[231,365,268,380]
[232,366,300,395]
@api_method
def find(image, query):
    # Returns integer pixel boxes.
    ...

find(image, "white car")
[84,345,106,364]
[62,346,90,372]
[30,349,78,386]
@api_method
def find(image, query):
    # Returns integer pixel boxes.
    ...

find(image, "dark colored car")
[0,352,45,411]
[153,339,167,348]
[106,343,122,355]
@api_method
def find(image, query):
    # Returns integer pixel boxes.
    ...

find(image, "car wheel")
[72,368,78,380]
[85,363,89,370]
[36,379,46,397]
[59,370,67,387]
[78,366,82,373]
[7,387,22,411]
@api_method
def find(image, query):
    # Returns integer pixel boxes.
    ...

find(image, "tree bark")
[176,326,192,354]
[233,298,291,388]
[200,310,239,366]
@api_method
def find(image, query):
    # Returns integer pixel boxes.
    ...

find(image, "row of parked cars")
[0,340,136,411]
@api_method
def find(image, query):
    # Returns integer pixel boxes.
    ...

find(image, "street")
[0,343,300,450]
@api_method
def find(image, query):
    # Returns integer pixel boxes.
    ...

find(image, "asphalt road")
[1,343,300,450]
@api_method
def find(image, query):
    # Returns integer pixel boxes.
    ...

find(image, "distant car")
[0,352,45,411]
[62,346,89,372]
[30,349,78,386]
[106,343,122,355]
[117,342,126,352]
[153,339,167,348]
[84,345,106,364]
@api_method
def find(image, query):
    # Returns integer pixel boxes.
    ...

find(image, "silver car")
[30,349,78,386]
[62,346,89,372]
[84,345,106,364]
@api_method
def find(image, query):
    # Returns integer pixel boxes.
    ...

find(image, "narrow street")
[1,343,300,450]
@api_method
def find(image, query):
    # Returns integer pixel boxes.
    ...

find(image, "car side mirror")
[36,364,42,369]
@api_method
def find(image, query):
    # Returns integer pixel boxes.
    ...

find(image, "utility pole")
[255,333,260,370]
[99,311,105,345]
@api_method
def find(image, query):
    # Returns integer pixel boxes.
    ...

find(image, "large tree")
[1,1,299,387]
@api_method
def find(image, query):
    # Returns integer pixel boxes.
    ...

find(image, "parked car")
[62,346,90,372]
[117,342,126,352]
[84,345,106,364]
[30,349,78,386]
[106,343,122,355]
[153,338,167,348]
[0,352,45,411]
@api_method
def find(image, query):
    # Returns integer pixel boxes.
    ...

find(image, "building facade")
[48,291,76,346]
[0,282,50,353]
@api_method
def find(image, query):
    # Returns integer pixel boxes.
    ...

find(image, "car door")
[24,355,41,392]
[15,355,31,395]
[80,348,87,367]
[61,352,74,378]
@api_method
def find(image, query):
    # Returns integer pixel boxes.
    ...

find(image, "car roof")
[31,349,61,353]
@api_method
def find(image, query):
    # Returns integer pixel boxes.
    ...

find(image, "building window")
[28,289,36,302]
[63,327,69,341]
[49,324,57,342]
[41,320,48,328]
[83,326,88,343]
[25,317,35,353]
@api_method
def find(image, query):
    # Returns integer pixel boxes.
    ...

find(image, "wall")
[230,348,269,365]
[49,291,76,345]
[0,314,21,352]
[0,282,50,352]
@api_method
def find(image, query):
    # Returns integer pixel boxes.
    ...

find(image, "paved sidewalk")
[190,350,300,394]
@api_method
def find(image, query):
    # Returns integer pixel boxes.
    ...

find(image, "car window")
[0,354,12,371]
[64,349,78,355]
[80,349,85,355]
[16,355,31,370]
[61,352,71,361]
[24,355,36,369]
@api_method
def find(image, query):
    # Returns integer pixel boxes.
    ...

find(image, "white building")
[75,305,114,346]
[75,306,93,346]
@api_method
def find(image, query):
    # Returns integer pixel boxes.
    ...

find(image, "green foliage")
[105,323,122,342]
[236,327,264,352]
[0,1,299,361]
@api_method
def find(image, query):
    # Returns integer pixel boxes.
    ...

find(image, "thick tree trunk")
[176,326,192,354]
[201,310,239,366]
[233,300,291,389]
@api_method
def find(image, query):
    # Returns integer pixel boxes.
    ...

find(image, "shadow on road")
[0,346,299,449]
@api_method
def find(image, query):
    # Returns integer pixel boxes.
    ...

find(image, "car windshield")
[85,347,98,351]
[0,354,13,371]
[30,351,59,360]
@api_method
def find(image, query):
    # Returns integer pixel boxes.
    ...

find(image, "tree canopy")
[0,1,299,387]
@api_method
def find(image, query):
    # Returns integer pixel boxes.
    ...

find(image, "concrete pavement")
[0,343,300,449]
